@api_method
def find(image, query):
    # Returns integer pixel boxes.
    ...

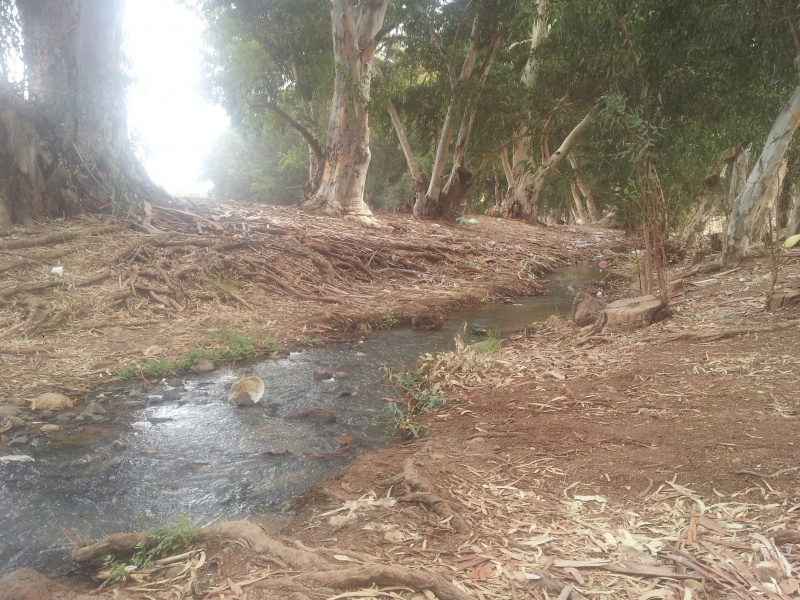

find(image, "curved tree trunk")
[303,0,389,228]
[0,0,167,226]
[724,85,800,265]
[567,152,599,222]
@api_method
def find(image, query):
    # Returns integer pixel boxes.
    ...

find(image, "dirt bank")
[0,205,620,403]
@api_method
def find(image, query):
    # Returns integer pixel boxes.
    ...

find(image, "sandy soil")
[1,207,799,600]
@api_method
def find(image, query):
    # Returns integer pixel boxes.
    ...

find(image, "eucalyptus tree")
[378,0,530,220]
[201,0,392,226]
[0,0,165,225]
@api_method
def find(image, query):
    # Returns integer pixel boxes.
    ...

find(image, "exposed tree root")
[382,457,472,534]
[0,224,119,251]
[72,520,521,600]
[71,531,149,565]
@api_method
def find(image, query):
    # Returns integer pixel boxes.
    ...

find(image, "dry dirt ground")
[1,207,800,600]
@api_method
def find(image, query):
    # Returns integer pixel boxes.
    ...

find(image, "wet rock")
[603,295,666,330]
[89,414,108,423]
[0,567,73,600]
[7,436,28,446]
[38,410,53,420]
[411,307,444,331]
[572,292,606,326]
[286,408,338,424]
[132,421,152,430]
[161,389,182,403]
[334,371,348,379]
[54,414,73,426]
[74,415,85,424]
[123,400,146,408]
[0,406,22,418]
[228,376,265,406]
[167,376,183,386]
[83,402,107,416]
[40,424,61,432]
[111,440,127,451]
[6,417,25,430]
[29,393,73,412]
[193,358,215,373]
[313,369,334,380]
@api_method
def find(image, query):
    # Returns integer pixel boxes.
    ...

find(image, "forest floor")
[1,205,800,600]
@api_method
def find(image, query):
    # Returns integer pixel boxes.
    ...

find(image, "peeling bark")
[303,0,390,228]
[724,85,800,265]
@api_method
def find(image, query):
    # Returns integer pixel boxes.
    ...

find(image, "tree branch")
[260,100,325,163]
[541,94,571,164]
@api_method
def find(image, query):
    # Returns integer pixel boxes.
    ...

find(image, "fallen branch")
[649,320,799,343]
[0,224,119,251]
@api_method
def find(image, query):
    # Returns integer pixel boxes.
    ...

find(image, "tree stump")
[571,292,606,326]
[768,290,800,311]
[603,295,665,330]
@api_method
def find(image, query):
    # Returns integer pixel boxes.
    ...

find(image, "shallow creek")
[0,262,602,576]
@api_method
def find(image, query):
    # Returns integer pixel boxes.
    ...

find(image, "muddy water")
[0,262,602,577]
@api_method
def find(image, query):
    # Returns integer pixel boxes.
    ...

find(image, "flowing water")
[0,262,602,577]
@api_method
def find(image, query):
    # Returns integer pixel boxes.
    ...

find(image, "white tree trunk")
[789,185,800,235]
[723,86,800,264]
[387,100,426,208]
[567,153,599,222]
[570,182,587,224]
[304,0,389,228]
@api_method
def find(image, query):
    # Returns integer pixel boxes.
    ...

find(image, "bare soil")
[1,206,800,600]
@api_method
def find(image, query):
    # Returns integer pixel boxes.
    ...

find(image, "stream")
[0,262,602,577]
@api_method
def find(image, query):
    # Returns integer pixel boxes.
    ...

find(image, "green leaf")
[784,234,800,249]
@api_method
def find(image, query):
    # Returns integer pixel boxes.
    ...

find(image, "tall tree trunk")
[567,152,599,221]
[724,86,800,265]
[1,0,166,226]
[303,0,389,228]
[386,100,426,209]
[570,182,587,224]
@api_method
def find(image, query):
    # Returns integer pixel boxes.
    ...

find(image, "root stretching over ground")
[382,456,472,534]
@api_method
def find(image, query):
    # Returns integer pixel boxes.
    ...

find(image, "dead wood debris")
[0,205,614,400]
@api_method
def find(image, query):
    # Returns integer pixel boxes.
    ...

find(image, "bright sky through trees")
[124,0,228,196]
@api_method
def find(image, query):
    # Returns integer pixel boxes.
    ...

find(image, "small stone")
[0,405,22,418]
[8,436,28,446]
[74,415,85,424]
[54,414,73,426]
[313,369,334,380]
[111,440,127,451]
[161,390,182,402]
[39,410,53,420]
[30,393,73,412]
[193,358,215,373]
[228,377,265,406]
[167,376,183,386]
[40,424,61,432]
[83,402,107,416]
[334,371,348,379]
[285,408,337,424]
[7,417,25,430]
[123,400,145,408]
[90,414,107,423]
